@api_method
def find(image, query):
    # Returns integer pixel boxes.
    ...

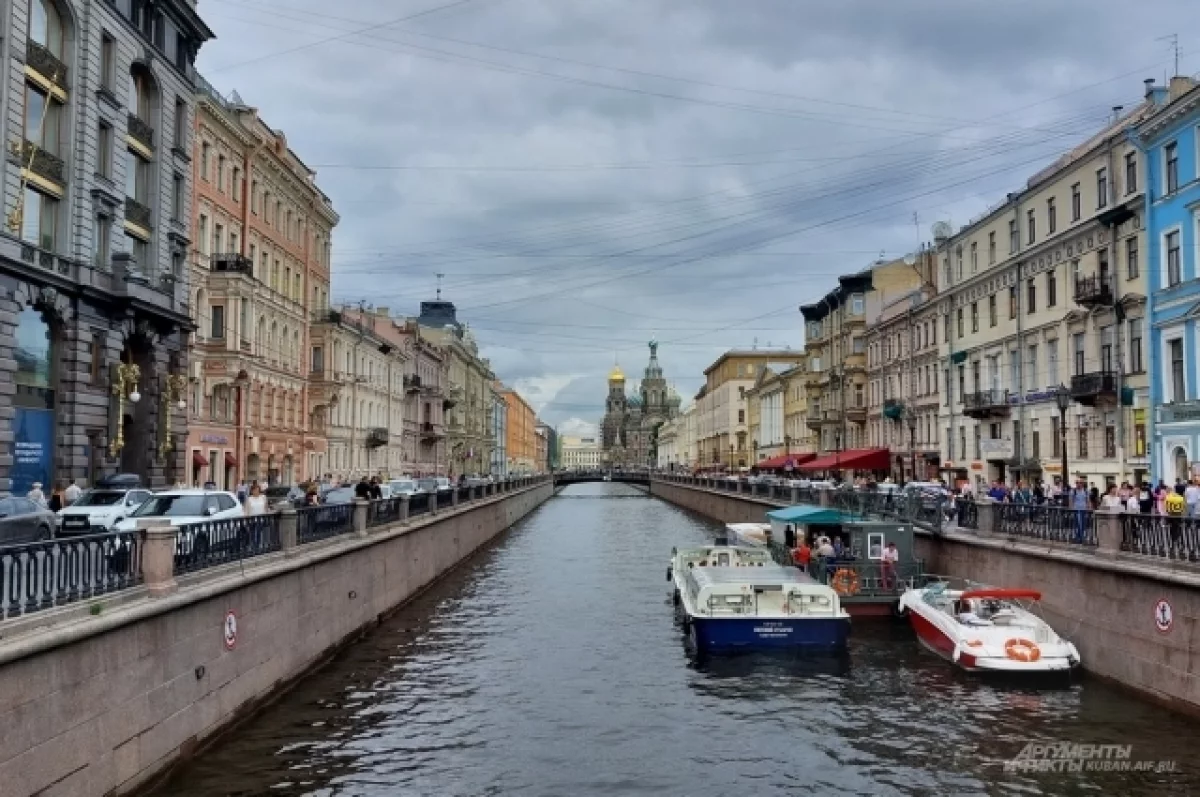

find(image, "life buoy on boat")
[1004,638,1041,662]
[831,568,860,596]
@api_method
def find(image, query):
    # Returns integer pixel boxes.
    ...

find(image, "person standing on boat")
[783,524,796,549]
[880,541,899,591]
[792,539,812,573]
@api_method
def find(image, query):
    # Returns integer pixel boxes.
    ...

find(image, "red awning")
[192,451,209,468]
[797,448,891,472]
[224,452,238,468]
[755,453,817,470]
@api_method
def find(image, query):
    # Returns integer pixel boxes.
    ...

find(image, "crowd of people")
[978,476,1200,517]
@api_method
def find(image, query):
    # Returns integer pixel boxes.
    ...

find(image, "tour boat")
[724,522,772,547]
[667,544,851,652]
[896,582,1080,673]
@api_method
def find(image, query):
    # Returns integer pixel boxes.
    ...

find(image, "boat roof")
[766,505,849,524]
[690,564,815,587]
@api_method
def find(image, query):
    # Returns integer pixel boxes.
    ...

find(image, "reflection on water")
[152,483,1199,797]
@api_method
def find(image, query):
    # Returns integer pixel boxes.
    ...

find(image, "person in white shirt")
[1185,480,1200,517]
[1101,486,1124,511]
[880,541,900,591]
[244,482,268,516]
[1125,491,1140,513]
[63,480,82,504]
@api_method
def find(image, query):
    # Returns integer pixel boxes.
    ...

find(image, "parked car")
[0,496,57,545]
[321,487,357,505]
[56,474,153,537]
[113,490,245,533]
[388,479,421,497]
[417,477,453,495]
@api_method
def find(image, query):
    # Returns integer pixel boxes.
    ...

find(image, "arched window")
[12,306,57,495]
[128,66,155,124]
[30,0,64,57]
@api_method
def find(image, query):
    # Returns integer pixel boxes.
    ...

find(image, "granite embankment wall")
[650,479,1200,716]
[0,482,554,797]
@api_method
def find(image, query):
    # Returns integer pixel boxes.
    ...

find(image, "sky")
[195,0,1196,435]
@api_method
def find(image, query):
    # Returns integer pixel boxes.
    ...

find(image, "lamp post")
[1055,384,1072,504]
[905,406,918,485]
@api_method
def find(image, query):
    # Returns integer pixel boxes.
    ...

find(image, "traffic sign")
[223,610,238,649]
[1154,599,1173,634]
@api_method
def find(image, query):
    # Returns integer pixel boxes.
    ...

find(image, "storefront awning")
[224,452,238,467]
[755,453,817,470]
[797,448,891,472]
[192,451,209,468]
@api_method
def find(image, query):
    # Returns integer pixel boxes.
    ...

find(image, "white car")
[417,477,453,495]
[388,478,421,497]
[57,484,153,537]
[113,490,244,533]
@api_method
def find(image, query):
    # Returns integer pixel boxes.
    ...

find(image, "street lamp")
[904,405,918,485]
[1055,384,1072,502]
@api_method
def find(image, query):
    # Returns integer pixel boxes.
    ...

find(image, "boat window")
[717,553,729,566]
[867,533,884,560]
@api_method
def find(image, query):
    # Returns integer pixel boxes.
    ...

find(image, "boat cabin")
[680,564,843,619]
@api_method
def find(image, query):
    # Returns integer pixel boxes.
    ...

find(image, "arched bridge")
[552,471,651,487]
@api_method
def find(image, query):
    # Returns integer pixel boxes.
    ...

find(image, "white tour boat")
[896,582,1080,673]
[667,544,850,652]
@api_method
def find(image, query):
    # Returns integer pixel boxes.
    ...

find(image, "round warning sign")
[1154,599,1173,634]
[223,610,238,649]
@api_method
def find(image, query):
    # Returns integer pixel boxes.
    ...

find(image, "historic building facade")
[184,81,338,488]
[490,382,508,477]
[502,386,537,473]
[600,341,680,468]
[1,0,213,493]
[560,434,600,470]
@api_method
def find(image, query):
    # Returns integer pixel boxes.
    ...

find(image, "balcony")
[882,399,904,420]
[12,139,65,186]
[821,410,844,427]
[1070,371,1118,407]
[421,422,445,440]
[211,253,254,275]
[843,352,867,373]
[1074,274,1114,309]
[26,41,68,88]
[445,382,463,409]
[124,197,152,231]
[845,405,867,423]
[127,113,155,151]
[366,427,389,448]
[963,389,1011,419]
[805,414,823,431]
[404,374,422,392]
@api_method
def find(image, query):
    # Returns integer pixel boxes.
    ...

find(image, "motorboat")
[667,543,851,652]
[896,581,1080,673]
[603,474,612,482]
[724,522,771,547]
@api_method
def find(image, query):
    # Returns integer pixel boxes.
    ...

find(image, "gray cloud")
[195,0,1194,428]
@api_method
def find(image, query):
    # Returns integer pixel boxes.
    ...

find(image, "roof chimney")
[375,306,389,317]
[1112,105,1123,122]
[1144,78,1156,98]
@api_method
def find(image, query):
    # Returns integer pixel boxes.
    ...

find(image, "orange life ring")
[831,568,860,596]
[1004,638,1041,662]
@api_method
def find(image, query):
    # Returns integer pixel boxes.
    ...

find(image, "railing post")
[1097,509,1122,556]
[791,486,800,504]
[279,506,297,553]
[399,495,410,523]
[138,519,177,598]
[451,488,460,508]
[818,489,832,508]
[353,499,369,537]
[737,479,744,494]
[976,497,997,534]
[430,491,439,514]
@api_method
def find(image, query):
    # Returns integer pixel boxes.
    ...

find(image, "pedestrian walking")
[1185,479,1200,517]
[27,482,47,509]
[64,479,82,504]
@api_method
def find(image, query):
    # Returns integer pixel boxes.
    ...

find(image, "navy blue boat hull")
[689,616,850,652]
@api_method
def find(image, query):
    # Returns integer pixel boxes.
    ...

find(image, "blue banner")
[11,407,53,496]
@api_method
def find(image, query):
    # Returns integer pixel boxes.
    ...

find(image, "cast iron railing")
[174,514,281,574]
[955,497,979,530]
[0,531,140,620]
[996,503,1096,546]
[1120,514,1200,561]
[368,497,404,528]
[296,503,353,544]
[127,112,155,150]
[409,493,431,517]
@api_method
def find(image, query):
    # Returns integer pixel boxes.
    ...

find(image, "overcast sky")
[196,0,1194,435]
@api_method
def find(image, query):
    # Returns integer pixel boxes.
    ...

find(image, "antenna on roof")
[1157,34,1180,76]
[435,273,444,300]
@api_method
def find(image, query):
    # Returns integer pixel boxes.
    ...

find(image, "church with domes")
[601,341,681,468]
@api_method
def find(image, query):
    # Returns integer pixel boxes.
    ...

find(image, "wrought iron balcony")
[127,113,155,150]
[124,197,153,230]
[312,308,341,324]
[1070,371,1118,406]
[12,139,65,185]
[1073,273,1114,308]
[404,374,422,392]
[366,427,388,448]
[805,415,823,431]
[211,252,253,275]
[963,389,1011,419]
[420,422,445,440]
[26,41,68,88]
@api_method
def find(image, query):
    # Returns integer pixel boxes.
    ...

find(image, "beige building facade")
[560,435,601,470]
[695,350,805,469]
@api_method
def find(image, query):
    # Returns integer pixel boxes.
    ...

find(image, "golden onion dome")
[609,364,625,381]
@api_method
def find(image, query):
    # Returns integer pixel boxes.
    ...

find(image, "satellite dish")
[932,221,953,241]
[903,252,917,266]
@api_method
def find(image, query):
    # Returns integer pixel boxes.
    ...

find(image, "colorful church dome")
[609,363,625,381]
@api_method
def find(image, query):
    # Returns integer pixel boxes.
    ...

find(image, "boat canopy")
[961,588,1043,601]
[688,564,813,588]
[766,505,848,525]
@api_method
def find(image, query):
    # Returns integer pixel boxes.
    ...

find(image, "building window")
[1026,344,1038,391]
[172,173,184,220]
[1008,285,1017,319]
[1027,208,1036,244]
[1126,237,1139,280]
[1032,420,1041,459]
[176,33,190,72]
[1166,230,1181,287]
[25,81,63,156]
[970,242,978,272]
[174,96,187,147]
[943,314,950,343]
[1073,332,1086,376]
[1008,219,1018,253]
[197,214,208,256]
[1165,142,1179,194]
[1104,425,1116,458]
[217,155,226,192]
[970,302,978,333]
[1047,270,1057,307]
[20,186,57,250]
[98,121,113,178]
[1170,339,1185,402]
[1047,197,1056,234]
[1071,183,1081,221]
[850,294,864,315]
[232,167,242,202]
[957,365,965,403]
[92,214,110,269]
[1047,339,1059,385]
[988,294,997,327]
[988,231,996,264]
[1078,428,1089,459]
[90,332,105,387]
[1027,279,1036,314]
[101,33,116,90]
[956,247,963,279]
[1129,318,1143,373]
[1097,167,1108,209]
[1125,151,1137,194]
[737,409,745,423]
[956,308,964,337]
[200,142,210,181]
[212,223,223,255]
[211,305,226,339]
[125,150,151,206]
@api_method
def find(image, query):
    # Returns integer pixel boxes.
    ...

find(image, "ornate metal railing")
[1070,371,1118,399]
[368,497,405,528]
[803,558,927,598]
[174,514,281,574]
[955,497,979,529]
[127,112,155,150]
[297,503,353,544]
[210,252,253,274]
[13,139,66,184]
[26,40,68,87]
[996,503,1096,546]
[409,493,431,517]
[1120,514,1200,561]
[964,389,1011,412]
[0,531,140,620]
[124,197,153,230]
[1073,273,1113,306]
[829,488,948,533]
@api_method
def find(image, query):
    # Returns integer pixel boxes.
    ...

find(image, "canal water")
[154,483,1199,797]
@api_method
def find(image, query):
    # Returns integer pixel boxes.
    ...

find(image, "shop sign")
[200,434,230,445]
[1158,402,1200,424]
[980,438,1015,460]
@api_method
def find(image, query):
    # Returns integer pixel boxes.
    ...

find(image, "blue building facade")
[1140,82,1200,482]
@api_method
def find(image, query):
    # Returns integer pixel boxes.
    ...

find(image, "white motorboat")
[724,522,772,547]
[896,582,1080,673]
[667,544,850,651]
